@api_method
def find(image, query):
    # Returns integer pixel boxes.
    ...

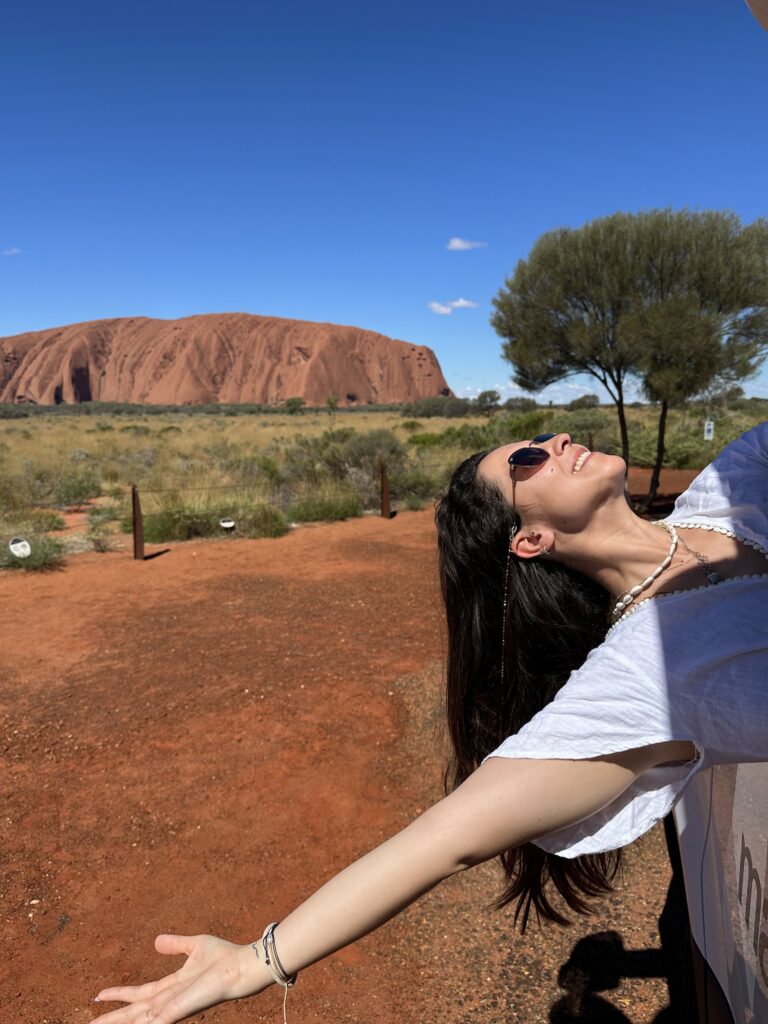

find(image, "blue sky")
[2,0,768,402]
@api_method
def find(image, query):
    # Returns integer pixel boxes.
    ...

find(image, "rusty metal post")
[132,484,145,561]
[380,461,391,519]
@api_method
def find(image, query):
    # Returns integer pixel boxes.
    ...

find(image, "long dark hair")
[435,450,617,931]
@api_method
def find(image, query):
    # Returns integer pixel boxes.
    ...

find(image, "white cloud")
[446,237,487,251]
[428,301,454,315]
[2,247,21,256]
[428,297,480,315]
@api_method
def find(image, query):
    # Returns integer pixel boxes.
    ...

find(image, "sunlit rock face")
[0,313,452,406]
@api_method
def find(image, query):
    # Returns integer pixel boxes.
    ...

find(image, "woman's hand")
[88,932,269,1024]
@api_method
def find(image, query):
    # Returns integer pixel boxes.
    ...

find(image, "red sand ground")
[1,468,698,1024]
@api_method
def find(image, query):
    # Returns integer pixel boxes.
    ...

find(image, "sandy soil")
[1,467,699,1024]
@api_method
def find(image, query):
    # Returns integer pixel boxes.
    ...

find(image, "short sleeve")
[483,618,705,858]
[668,420,768,548]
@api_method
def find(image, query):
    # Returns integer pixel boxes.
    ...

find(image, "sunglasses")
[507,433,558,468]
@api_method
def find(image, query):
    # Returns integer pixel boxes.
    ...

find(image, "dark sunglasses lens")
[532,433,557,443]
[509,448,550,467]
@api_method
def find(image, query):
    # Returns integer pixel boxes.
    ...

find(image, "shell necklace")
[610,521,725,620]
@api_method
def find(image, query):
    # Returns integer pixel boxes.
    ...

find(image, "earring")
[541,546,551,555]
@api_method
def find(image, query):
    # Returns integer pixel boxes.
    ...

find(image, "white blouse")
[485,421,768,858]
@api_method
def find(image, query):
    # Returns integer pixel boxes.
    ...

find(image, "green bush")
[7,509,68,532]
[141,501,288,543]
[0,533,65,571]
[53,468,102,506]
[404,494,426,511]
[87,503,122,526]
[389,466,443,500]
[400,396,472,418]
[287,489,362,523]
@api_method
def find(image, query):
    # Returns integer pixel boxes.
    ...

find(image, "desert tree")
[491,210,768,471]
[491,212,647,464]
[326,394,339,422]
[284,396,306,415]
[475,389,501,417]
[627,211,768,506]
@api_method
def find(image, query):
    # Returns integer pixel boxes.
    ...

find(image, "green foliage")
[1,508,67,532]
[141,500,288,543]
[0,533,65,571]
[87,522,115,553]
[403,494,426,511]
[475,390,501,416]
[53,468,101,506]
[87,503,122,526]
[389,466,444,500]
[284,396,306,415]
[503,397,538,412]
[567,393,600,410]
[400,396,472,418]
[287,488,362,522]
[492,208,768,468]
[399,419,423,432]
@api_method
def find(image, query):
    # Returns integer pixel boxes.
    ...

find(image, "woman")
[88,424,768,1024]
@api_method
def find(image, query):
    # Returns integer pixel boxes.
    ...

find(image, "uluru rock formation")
[0,313,452,406]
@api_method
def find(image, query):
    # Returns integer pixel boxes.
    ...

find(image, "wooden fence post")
[132,484,145,561]
[380,461,391,519]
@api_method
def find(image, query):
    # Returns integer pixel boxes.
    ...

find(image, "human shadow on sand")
[548,819,697,1023]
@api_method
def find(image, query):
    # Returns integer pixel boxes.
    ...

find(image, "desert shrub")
[399,419,423,432]
[87,504,121,526]
[53,468,101,506]
[408,432,447,448]
[286,487,362,523]
[0,405,31,419]
[225,452,282,487]
[281,429,405,491]
[400,396,472,418]
[407,412,550,453]
[503,397,538,412]
[9,509,68,531]
[389,466,443,501]
[566,393,601,411]
[403,494,426,511]
[87,523,115,553]
[0,533,65,571]
[120,424,152,436]
[140,498,287,543]
[557,410,618,453]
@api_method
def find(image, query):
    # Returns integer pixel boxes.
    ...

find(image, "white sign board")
[704,419,715,442]
[676,763,768,1022]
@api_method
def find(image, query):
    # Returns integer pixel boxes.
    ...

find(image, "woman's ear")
[511,528,555,560]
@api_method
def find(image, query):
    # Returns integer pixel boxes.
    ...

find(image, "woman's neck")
[555,510,683,603]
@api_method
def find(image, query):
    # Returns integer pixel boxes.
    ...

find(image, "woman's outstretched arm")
[88,740,693,1024]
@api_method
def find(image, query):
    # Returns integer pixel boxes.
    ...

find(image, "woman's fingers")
[87,1000,153,1024]
[153,934,200,958]
[94,975,177,1005]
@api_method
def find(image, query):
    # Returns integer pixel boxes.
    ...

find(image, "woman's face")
[477,433,626,544]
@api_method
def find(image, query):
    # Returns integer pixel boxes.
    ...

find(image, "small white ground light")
[9,537,32,559]
[219,518,236,535]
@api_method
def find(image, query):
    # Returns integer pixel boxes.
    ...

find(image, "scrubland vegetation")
[0,395,765,568]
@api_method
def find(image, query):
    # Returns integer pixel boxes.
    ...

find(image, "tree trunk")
[612,385,631,467]
[643,399,669,512]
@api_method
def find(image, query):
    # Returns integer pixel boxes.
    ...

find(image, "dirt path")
[1,468,700,1023]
